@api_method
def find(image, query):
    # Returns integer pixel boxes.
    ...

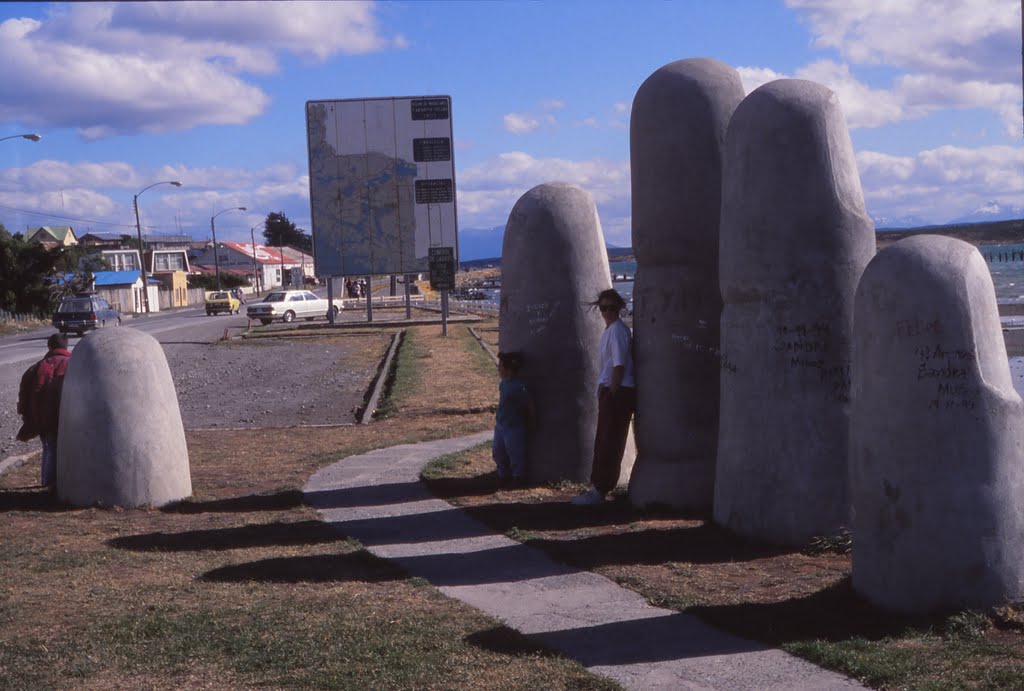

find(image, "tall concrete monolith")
[851,235,1024,613]
[714,79,875,546]
[627,57,744,511]
[499,182,630,485]
[57,327,192,508]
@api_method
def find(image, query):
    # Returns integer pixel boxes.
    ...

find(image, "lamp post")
[0,133,41,143]
[210,207,247,290]
[250,222,263,295]
[133,180,182,314]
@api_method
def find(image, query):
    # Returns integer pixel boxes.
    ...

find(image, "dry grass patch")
[0,322,612,689]
[422,444,1024,689]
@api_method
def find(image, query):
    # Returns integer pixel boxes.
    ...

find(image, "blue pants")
[41,432,57,487]
[492,422,527,480]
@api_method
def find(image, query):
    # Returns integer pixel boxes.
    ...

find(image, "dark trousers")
[590,386,635,493]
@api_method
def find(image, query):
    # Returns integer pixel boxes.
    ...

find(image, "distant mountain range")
[872,200,1024,229]
[459,205,1024,264]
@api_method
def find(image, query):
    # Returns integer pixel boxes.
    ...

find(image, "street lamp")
[133,180,182,314]
[0,133,41,143]
[211,207,246,290]
[250,222,264,295]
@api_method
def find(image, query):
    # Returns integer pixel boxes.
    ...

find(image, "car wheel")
[206,310,212,316]
[332,305,341,316]
[282,310,295,323]
[116,317,122,326]
[260,318,272,325]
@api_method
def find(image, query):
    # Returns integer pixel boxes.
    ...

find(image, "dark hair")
[497,351,524,373]
[592,288,626,310]
[47,333,68,351]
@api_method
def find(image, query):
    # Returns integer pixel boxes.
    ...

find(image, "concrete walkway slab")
[305,432,864,690]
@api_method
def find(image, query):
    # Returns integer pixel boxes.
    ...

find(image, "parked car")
[205,291,241,316]
[246,289,336,325]
[52,295,121,335]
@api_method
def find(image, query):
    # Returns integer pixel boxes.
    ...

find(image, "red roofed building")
[191,241,303,291]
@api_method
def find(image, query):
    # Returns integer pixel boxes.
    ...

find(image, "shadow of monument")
[456,498,710,536]
[420,473,509,499]
[108,519,344,552]
[522,522,789,569]
[689,577,941,645]
[0,487,74,512]
[200,551,406,584]
[306,480,441,509]
[387,542,578,586]
[162,489,305,513]
[327,507,499,546]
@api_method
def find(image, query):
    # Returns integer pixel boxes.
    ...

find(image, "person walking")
[17,333,71,489]
[573,289,635,506]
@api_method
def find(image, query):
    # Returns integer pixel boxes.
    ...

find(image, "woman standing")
[573,289,635,505]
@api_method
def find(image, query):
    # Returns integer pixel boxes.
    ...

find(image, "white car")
[246,290,333,325]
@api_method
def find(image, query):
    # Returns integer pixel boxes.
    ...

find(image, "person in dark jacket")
[20,333,71,488]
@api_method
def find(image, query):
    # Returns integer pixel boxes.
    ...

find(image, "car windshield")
[263,292,287,302]
[58,299,93,313]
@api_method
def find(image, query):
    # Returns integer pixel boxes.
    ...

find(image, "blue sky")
[0,1,1020,257]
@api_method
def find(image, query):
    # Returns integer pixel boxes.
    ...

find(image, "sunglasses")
[598,304,619,313]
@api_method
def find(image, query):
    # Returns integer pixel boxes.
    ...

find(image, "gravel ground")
[1,324,391,467]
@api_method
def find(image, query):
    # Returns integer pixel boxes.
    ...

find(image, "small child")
[492,351,535,487]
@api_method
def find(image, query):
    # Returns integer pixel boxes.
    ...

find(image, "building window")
[154,252,185,272]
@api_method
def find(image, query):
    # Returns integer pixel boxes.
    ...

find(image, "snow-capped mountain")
[948,201,1024,225]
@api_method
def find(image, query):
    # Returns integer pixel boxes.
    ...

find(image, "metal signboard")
[306,95,459,277]
[428,246,455,291]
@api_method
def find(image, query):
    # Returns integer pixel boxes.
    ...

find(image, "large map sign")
[306,96,459,277]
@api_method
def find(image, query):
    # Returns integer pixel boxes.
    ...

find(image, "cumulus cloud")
[457,151,632,244]
[0,2,402,138]
[0,159,312,241]
[503,113,541,135]
[857,144,1024,222]
[783,0,1023,136]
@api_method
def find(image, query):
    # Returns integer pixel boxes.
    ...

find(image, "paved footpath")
[305,432,864,690]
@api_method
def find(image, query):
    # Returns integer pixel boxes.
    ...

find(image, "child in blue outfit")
[493,351,535,487]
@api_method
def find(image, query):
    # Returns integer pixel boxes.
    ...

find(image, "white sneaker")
[571,487,606,506]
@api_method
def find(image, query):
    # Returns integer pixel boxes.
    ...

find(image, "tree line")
[0,211,312,317]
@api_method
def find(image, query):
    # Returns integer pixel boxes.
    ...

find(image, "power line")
[0,202,134,228]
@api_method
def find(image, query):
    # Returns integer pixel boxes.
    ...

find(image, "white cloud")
[857,144,1024,223]
[541,99,567,111]
[457,151,632,244]
[0,2,402,138]
[0,160,312,241]
[787,0,1021,82]
[503,113,541,135]
[784,0,1022,136]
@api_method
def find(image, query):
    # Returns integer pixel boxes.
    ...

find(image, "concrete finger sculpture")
[499,183,628,484]
[851,235,1024,613]
[715,79,875,545]
[628,57,744,511]
[57,327,192,508]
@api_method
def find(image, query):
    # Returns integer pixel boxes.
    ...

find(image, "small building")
[26,225,78,249]
[192,242,301,291]
[59,271,160,314]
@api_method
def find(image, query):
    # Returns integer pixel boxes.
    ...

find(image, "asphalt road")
[0,306,251,466]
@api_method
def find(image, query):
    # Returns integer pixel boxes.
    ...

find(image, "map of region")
[307,102,420,276]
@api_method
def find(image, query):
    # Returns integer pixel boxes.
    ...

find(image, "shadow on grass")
[108,520,344,552]
[201,551,406,584]
[521,521,789,568]
[464,625,561,658]
[690,576,943,646]
[162,490,305,514]
[0,487,74,512]
[421,473,511,499]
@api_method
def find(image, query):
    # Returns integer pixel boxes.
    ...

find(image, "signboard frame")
[305,95,459,278]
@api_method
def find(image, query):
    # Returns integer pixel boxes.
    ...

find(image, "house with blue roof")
[60,270,162,314]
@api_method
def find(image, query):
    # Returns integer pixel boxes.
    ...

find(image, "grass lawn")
[0,321,614,690]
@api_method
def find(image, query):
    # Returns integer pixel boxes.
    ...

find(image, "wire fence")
[0,309,47,324]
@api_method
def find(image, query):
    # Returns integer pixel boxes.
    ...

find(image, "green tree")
[0,227,60,315]
[263,211,312,253]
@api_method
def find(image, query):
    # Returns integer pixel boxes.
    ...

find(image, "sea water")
[473,246,1024,306]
